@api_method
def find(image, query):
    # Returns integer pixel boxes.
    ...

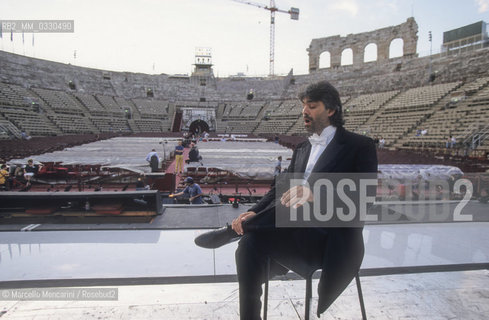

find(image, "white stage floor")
[1,222,488,281]
[1,222,488,319]
[1,270,488,319]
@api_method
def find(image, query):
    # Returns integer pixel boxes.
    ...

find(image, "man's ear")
[326,108,336,117]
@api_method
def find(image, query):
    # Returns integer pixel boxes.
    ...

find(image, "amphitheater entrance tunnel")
[189,119,209,135]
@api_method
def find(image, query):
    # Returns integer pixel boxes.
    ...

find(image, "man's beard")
[304,116,329,134]
[304,115,314,133]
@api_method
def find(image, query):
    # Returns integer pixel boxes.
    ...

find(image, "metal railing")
[462,124,489,149]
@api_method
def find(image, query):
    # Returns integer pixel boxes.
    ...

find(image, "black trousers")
[236,208,328,320]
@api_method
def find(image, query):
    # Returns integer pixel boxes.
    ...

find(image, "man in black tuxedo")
[195,80,378,319]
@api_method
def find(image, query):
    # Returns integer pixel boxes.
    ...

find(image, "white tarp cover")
[9,137,180,174]
[8,138,293,178]
[378,164,464,182]
[8,138,463,181]
[194,141,292,179]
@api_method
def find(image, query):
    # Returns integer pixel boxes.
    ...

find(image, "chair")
[262,258,367,320]
[186,167,197,177]
[196,166,208,178]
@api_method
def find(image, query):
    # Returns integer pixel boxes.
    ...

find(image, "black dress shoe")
[194,224,241,249]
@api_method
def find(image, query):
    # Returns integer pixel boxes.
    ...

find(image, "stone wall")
[1,22,489,103]
[284,46,489,98]
[307,18,418,72]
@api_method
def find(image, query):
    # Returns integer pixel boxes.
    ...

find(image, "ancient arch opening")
[319,51,331,68]
[364,43,378,62]
[307,18,418,72]
[189,119,209,135]
[389,38,404,58]
[341,48,353,66]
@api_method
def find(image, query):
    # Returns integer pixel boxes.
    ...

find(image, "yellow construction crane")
[231,0,299,76]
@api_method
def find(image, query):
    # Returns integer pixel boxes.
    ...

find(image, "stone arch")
[341,48,353,66]
[189,119,209,135]
[308,18,418,72]
[389,38,404,58]
[364,43,378,62]
[319,51,331,68]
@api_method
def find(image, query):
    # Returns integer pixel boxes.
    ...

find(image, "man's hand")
[280,185,313,209]
[232,211,256,235]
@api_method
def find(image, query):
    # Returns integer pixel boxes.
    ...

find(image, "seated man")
[24,159,40,187]
[195,80,378,319]
[170,177,204,204]
[188,143,203,163]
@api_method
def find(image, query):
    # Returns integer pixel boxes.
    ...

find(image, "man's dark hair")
[298,80,344,127]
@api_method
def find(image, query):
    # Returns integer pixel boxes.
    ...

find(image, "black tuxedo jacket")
[249,126,378,316]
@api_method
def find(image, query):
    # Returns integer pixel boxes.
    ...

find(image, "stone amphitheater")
[0,18,488,161]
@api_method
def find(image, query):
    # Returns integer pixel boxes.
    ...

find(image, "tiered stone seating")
[216,121,259,134]
[286,117,307,136]
[367,83,461,145]
[89,117,131,133]
[370,110,432,144]
[400,108,466,148]
[269,102,287,117]
[284,100,302,116]
[94,94,126,117]
[268,100,302,119]
[1,45,489,152]
[132,99,169,119]
[96,95,121,111]
[0,83,60,136]
[451,87,489,142]
[2,109,58,136]
[72,92,105,113]
[344,90,399,132]
[216,77,285,100]
[113,96,136,109]
[253,119,294,135]
[470,84,489,105]
[456,76,489,95]
[228,103,244,118]
[47,114,97,134]
[32,87,84,114]
[0,118,22,139]
[385,82,461,111]
[0,82,38,107]
[221,103,243,119]
[222,101,264,120]
[113,96,139,118]
[215,120,226,133]
[133,119,171,132]
[344,112,372,132]
[239,101,265,119]
[399,79,489,149]
[344,90,399,111]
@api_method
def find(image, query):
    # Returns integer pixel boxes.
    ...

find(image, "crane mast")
[232,0,299,76]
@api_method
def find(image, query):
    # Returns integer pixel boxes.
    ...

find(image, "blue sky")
[1,0,488,77]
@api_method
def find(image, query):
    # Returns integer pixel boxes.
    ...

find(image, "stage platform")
[1,270,488,319]
[1,219,488,319]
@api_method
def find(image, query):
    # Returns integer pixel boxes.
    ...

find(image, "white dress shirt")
[303,126,337,182]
